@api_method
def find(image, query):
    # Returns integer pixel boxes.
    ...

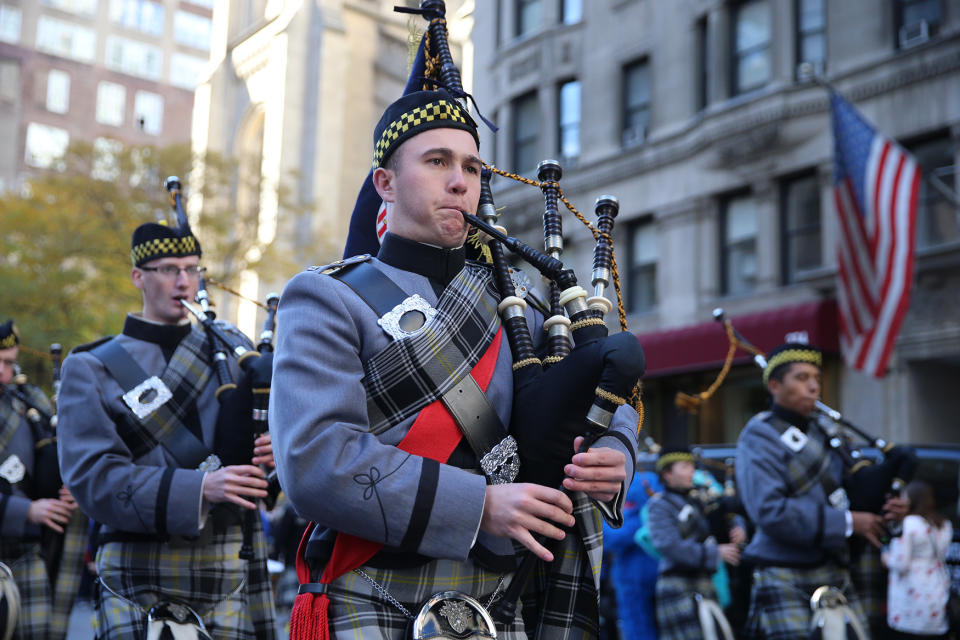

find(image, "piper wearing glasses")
[57,221,277,639]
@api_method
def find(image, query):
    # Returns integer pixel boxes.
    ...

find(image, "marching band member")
[57,223,277,639]
[0,320,77,640]
[646,446,741,640]
[271,88,640,639]
[736,342,885,639]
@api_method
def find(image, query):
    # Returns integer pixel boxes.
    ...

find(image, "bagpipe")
[5,365,60,501]
[704,308,917,515]
[164,177,281,559]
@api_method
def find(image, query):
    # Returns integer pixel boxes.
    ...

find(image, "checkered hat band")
[131,236,199,266]
[373,100,469,168]
[656,452,694,472]
[763,348,822,384]
[0,334,16,349]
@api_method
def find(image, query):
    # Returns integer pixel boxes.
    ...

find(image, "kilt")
[655,573,717,640]
[49,510,91,640]
[745,564,867,640]
[849,541,886,635]
[94,526,257,640]
[1,541,52,640]
[322,558,526,639]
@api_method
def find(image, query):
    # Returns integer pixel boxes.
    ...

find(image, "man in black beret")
[272,89,641,639]
[57,221,278,638]
[735,342,887,638]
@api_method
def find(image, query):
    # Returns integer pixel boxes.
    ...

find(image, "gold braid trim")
[542,355,565,366]
[594,387,626,406]
[511,357,542,371]
[763,348,821,384]
[482,162,645,437]
[570,317,607,332]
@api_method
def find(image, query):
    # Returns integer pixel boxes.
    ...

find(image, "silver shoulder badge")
[377,294,437,341]
[308,254,371,275]
[0,454,25,484]
[780,425,809,453]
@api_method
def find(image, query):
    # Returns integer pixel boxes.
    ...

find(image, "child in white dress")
[882,480,953,639]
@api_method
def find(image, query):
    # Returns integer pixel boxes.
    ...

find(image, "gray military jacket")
[736,405,848,566]
[57,315,240,537]
[270,249,639,566]
[647,489,718,575]
[0,387,48,540]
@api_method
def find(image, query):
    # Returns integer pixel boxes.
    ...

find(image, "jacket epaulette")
[69,336,113,354]
[307,254,372,275]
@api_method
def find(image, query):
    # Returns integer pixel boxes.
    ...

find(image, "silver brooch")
[439,599,472,634]
[780,426,808,453]
[480,436,520,485]
[508,267,532,299]
[122,376,173,419]
[0,455,24,484]
[377,294,437,341]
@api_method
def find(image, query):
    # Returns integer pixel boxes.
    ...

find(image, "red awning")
[635,300,839,378]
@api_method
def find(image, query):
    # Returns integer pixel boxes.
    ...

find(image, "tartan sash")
[102,327,213,461]
[764,413,835,498]
[0,395,23,458]
[361,262,502,435]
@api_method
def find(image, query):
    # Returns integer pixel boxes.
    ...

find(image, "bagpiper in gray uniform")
[57,223,277,640]
[736,343,876,639]
[0,320,76,640]
[647,446,737,640]
[271,89,640,640]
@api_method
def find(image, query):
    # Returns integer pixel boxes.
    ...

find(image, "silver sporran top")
[412,591,497,639]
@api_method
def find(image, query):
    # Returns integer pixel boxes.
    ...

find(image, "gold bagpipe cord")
[674,321,765,414]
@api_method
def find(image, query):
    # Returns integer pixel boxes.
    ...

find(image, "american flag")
[830,90,921,377]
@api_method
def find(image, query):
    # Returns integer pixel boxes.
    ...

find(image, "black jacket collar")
[377,233,465,288]
[123,314,192,355]
[771,403,814,431]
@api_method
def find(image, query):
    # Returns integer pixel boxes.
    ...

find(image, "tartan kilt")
[848,542,885,634]
[0,541,52,640]
[655,573,717,640]
[49,510,90,640]
[745,564,867,640]
[321,558,526,640]
[94,525,267,640]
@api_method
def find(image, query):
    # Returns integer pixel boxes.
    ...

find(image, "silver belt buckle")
[122,376,173,419]
[480,436,520,485]
[412,591,497,639]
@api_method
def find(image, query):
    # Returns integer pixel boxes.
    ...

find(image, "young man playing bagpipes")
[57,223,278,639]
[646,445,743,640]
[270,88,643,639]
[0,320,78,640]
[735,343,889,639]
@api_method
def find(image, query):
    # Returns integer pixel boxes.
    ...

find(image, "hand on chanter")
[28,498,74,533]
[480,484,575,563]
[252,432,274,468]
[852,510,887,549]
[561,436,626,504]
[202,465,269,510]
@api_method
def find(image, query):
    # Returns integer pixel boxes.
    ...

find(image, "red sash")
[291,328,502,639]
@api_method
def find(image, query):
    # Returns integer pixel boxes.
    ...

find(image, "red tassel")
[289,592,329,640]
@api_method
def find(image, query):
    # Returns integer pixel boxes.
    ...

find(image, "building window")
[557,79,580,160]
[0,5,22,43]
[170,53,206,89]
[174,10,211,50]
[796,0,825,77]
[561,0,582,24]
[896,0,941,48]
[622,59,650,147]
[908,135,958,249]
[628,218,658,312]
[515,0,540,38]
[36,16,96,62]
[96,81,126,126]
[695,16,709,111]
[46,69,71,114]
[780,172,821,283]
[721,193,758,295]
[105,35,163,80]
[512,91,539,174]
[24,122,69,169]
[134,90,163,135]
[42,0,98,17]
[731,0,771,95]
[110,0,164,37]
